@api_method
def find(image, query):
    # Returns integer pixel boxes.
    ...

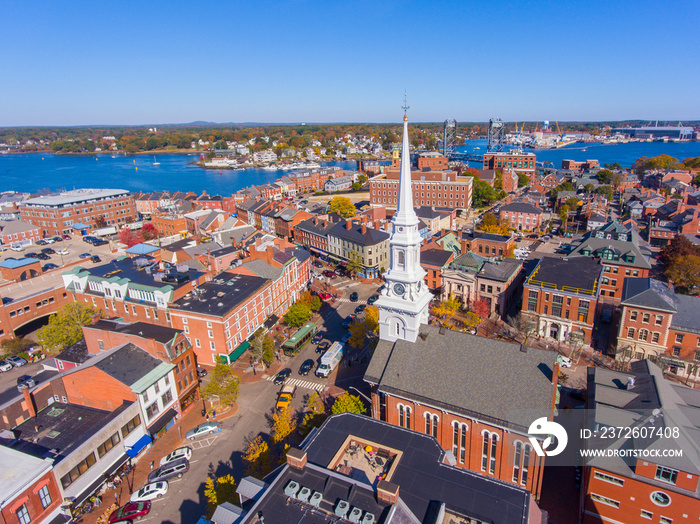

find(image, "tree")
[463,311,480,328]
[659,235,700,268]
[271,406,297,444]
[558,204,570,230]
[594,185,614,200]
[1,337,34,357]
[507,312,538,345]
[242,436,274,477]
[517,173,529,188]
[482,212,498,229]
[331,392,366,415]
[95,215,107,228]
[473,298,491,319]
[348,319,367,349]
[204,475,237,517]
[284,303,313,327]
[433,294,460,319]
[306,392,325,415]
[345,250,363,276]
[667,255,700,294]
[118,227,143,247]
[351,182,361,191]
[596,169,614,184]
[141,223,158,241]
[363,306,379,335]
[604,162,622,170]
[37,302,98,351]
[251,333,275,367]
[201,364,240,406]
[357,174,368,185]
[309,295,322,312]
[584,183,595,193]
[472,180,501,207]
[328,196,356,218]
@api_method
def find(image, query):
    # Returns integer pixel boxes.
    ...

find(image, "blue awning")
[72,223,90,230]
[126,434,152,458]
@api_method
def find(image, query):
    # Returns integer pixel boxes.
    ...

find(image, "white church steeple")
[376,97,432,343]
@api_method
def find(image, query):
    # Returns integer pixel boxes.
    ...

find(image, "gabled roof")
[419,248,453,268]
[499,201,543,214]
[328,221,390,247]
[621,278,677,312]
[0,220,37,235]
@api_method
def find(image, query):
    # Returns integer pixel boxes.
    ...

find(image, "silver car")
[185,421,221,440]
[7,356,27,367]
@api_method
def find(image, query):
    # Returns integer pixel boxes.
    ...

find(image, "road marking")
[188,435,220,449]
[264,376,326,391]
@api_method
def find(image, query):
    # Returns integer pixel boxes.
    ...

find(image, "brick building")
[523,257,602,343]
[0,285,72,343]
[483,151,536,177]
[567,222,651,301]
[62,256,207,326]
[369,171,472,211]
[583,361,700,523]
[293,216,339,257]
[151,212,188,238]
[418,248,454,291]
[20,189,136,237]
[499,202,544,231]
[503,168,520,192]
[561,159,600,171]
[327,218,390,277]
[464,231,516,257]
[365,325,558,500]
[0,220,41,245]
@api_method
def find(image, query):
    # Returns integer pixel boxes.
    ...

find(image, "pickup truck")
[275,384,296,411]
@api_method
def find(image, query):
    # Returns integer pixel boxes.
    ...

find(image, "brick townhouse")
[463,231,516,257]
[151,212,188,238]
[616,278,700,380]
[369,170,473,211]
[522,256,602,344]
[20,188,136,237]
[419,248,454,291]
[567,221,651,301]
[499,201,544,231]
[62,256,207,326]
[483,151,536,177]
[0,220,41,245]
[583,361,700,523]
[293,215,339,258]
[365,325,558,500]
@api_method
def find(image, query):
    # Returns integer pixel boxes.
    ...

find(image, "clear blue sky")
[1,0,698,126]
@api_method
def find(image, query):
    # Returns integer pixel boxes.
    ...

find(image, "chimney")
[346,219,352,230]
[323,219,328,228]
[377,479,399,505]
[668,280,674,290]
[21,385,36,418]
[361,223,367,235]
[314,217,319,225]
[286,448,307,470]
[202,190,207,196]
[374,220,381,230]
[266,245,274,263]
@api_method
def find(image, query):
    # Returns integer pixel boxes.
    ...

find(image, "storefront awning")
[126,434,152,458]
[264,315,280,329]
[72,453,129,506]
[658,355,687,369]
[218,341,250,364]
[148,407,178,436]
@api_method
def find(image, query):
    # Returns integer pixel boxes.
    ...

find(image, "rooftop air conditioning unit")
[349,507,363,523]
[309,491,322,508]
[362,513,375,524]
[297,487,311,503]
[335,500,350,519]
[284,480,300,499]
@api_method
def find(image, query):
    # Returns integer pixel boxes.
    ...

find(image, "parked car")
[24,252,38,258]
[354,304,366,314]
[44,238,55,244]
[322,270,337,279]
[159,446,192,466]
[93,239,108,246]
[342,315,355,329]
[312,331,325,344]
[62,234,71,240]
[377,284,386,293]
[312,260,322,268]
[7,356,27,367]
[52,236,63,242]
[36,239,47,246]
[148,457,190,483]
[42,263,59,271]
[41,247,56,254]
[335,268,345,277]
[10,244,24,252]
[130,481,168,502]
[90,255,102,263]
[601,309,613,323]
[17,375,36,391]
[36,253,50,260]
[185,421,221,440]
[82,236,97,243]
[318,291,331,301]
[0,360,13,372]
[299,359,315,376]
[559,356,573,368]
[349,292,359,302]
[367,294,379,305]
[108,501,151,524]
[273,368,291,385]
[196,367,208,377]
[57,248,69,255]
[276,384,297,411]
[79,252,92,259]
[341,333,351,343]
[316,341,330,354]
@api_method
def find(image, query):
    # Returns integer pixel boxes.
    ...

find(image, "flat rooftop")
[23,189,130,207]
[172,272,269,318]
[75,256,203,291]
[526,256,601,295]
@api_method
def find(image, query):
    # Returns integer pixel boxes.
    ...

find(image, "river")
[1,140,699,194]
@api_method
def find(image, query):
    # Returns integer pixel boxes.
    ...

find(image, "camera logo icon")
[528,417,568,457]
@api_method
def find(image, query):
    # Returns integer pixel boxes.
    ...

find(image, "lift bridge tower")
[443,119,457,157]
[487,118,506,153]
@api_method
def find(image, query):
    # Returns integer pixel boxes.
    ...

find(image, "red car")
[318,292,331,300]
[108,501,151,523]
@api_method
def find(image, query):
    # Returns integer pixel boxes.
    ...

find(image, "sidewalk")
[79,406,207,524]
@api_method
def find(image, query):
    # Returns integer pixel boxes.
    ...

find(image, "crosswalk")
[264,375,327,392]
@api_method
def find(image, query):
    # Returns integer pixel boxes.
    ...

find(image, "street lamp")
[348,386,371,403]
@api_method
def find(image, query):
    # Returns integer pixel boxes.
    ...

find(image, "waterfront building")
[611,126,693,140]
[483,151,536,177]
[369,170,472,212]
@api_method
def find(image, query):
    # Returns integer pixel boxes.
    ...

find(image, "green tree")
[594,185,614,200]
[481,212,498,229]
[284,303,313,327]
[603,162,622,170]
[584,183,595,193]
[331,392,366,415]
[37,302,98,351]
[667,255,700,294]
[0,337,34,357]
[345,250,363,276]
[351,182,361,191]
[357,174,368,185]
[328,196,356,218]
[596,169,614,184]
[204,475,237,517]
[517,173,529,187]
[201,364,240,406]
[271,406,297,444]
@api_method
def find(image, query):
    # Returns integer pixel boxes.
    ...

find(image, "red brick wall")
[600,265,649,300]
[62,367,136,411]
[618,306,672,353]
[0,287,71,343]
[152,214,187,237]
[0,469,62,524]
[0,225,41,245]
[472,238,514,257]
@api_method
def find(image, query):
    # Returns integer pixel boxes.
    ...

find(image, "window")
[195,339,201,348]
[578,300,589,322]
[146,402,160,420]
[672,346,681,357]
[627,327,636,339]
[651,332,660,344]
[640,510,653,519]
[38,484,52,508]
[594,471,624,486]
[97,432,120,457]
[590,493,620,508]
[552,295,563,317]
[675,333,684,344]
[397,405,411,428]
[659,518,672,524]
[655,466,678,484]
[655,315,663,326]
[154,382,160,395]
[481,432,498,474]
[521,445,530,485]
[630,310,638,321]
[513,442,522,483]
[16,504,30,524]
[527,290,538,311]
[639,329,649,342]
[642,312,650,323]
[121,414,141,437]
[98,340,104,351]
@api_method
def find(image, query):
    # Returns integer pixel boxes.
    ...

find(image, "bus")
[282,323,317,356]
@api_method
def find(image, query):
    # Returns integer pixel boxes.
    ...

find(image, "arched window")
[398,250,405,268]
[424,413,439,438]
[398,405,405,428]
[482,432,498,474]
[522,445,531,485]
[398,404,411,428]
[513,442,522,483]
[452,421,468,463]
[395,322,400,336]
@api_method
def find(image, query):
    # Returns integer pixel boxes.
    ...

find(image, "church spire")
[394,94,418,226]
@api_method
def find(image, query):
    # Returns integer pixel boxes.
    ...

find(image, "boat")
[153,156,161,166]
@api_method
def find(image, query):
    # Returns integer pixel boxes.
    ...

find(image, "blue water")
[458,140,700,168]
[0,153,359,194]
[1,140,700,195]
